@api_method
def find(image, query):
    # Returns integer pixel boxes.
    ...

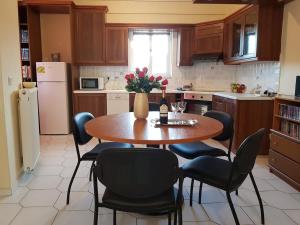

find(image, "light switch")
[8,76,13,86]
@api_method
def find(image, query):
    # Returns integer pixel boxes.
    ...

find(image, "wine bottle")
[160,88,168,124]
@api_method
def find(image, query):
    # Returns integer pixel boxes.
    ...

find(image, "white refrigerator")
[36,62,70,134]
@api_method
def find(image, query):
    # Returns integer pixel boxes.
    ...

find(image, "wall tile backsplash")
[79,61,280,93]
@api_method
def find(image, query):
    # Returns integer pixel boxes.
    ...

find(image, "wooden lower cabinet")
[269,147,300,190]
[73,93,107,117]
[212,95,273,154]
[129,93,177,111]
[268,96,300,190]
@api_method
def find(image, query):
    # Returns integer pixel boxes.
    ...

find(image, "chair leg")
[168,213,171,225]
[227,153,232,162]
[89,160,95,182]
[174,209,177,225]
[93,204,98,225]
[163,144,166,150]
[226,191,240,225]
[190,178,194,206]
[198,182,203,204]
[178,203,183,225]
[113,209,117,225]
[66,160,80,204]
[250,172,265,225]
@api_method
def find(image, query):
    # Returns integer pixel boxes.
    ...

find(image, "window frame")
[128,29,173,77]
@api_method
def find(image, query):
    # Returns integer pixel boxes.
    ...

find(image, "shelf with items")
[273,96,300,140]
[20,29,29,43]
[18,2,42,82]
[274,115,300,125]
[269,95,300,191]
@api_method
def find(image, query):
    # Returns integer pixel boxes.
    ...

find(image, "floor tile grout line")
[281,208,300,225]
[8,204,22,225]
[240,204,257,225]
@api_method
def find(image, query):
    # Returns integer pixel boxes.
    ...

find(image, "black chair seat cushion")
[82,142,134,160]
[169,141,227,160]
[182,156,240,190]
[101,188,176,212]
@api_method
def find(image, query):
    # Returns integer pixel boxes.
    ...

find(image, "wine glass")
[178,101,187,114]
[171,102,179,119]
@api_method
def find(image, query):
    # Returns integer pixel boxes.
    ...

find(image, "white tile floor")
[0,135,299,225]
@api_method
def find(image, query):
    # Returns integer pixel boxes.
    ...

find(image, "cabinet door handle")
[273,142,278,146]
[270,158,276,162]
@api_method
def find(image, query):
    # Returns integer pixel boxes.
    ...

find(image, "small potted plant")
[125,67,168,119]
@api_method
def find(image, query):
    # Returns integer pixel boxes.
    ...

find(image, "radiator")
[18,88,40,172]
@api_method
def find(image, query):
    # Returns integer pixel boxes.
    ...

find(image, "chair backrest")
[73,112,94,145]
[149,102,160,111]
[94,148,180,199]
[229,128,265,187]
[204,110,234,142]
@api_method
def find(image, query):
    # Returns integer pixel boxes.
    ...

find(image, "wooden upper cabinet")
[223,4,283,64]
[193,21,224,56]
[177,27,194,66]
[105,26,128,65]
[74,7,106,65]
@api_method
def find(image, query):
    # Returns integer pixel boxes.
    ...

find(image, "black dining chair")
[181,128,266,225]
[92,148,183,225]
[66,112,134,204]
[169,110,234,205]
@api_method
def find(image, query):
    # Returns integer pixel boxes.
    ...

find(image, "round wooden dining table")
[85,112,223,145]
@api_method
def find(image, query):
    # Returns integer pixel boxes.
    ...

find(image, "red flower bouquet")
[125,67,168,93]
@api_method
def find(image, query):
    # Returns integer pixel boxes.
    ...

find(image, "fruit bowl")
[23,82,36,88]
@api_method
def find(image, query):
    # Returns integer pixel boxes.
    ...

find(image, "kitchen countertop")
[73,89,225,94]
[213,92,274,100]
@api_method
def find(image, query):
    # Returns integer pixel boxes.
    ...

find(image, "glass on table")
[178,101,187,114]
[171,102,179,119]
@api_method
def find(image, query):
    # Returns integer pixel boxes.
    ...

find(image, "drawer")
[270,133,300,163]
[212,101,226,112]
[269,149,300,184]
[107,93,129,100]
[212,95,225,103]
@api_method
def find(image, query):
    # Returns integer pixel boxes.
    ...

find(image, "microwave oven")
[80,77,104,90]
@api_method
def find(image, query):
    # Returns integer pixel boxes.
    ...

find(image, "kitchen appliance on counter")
[80,77,104,90]
[176,83,193,91]
[184,92,212,115]
[36,62,70,134]
[19,88,40,171]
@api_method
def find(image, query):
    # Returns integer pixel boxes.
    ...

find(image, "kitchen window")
[129,29,172,77]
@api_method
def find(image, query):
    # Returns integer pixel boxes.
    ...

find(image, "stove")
[183,92,213,115]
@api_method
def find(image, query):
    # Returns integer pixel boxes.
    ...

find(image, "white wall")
[0,0,23,194]
[279,0,300,95]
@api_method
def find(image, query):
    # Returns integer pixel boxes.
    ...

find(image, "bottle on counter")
[160,87,168,124]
